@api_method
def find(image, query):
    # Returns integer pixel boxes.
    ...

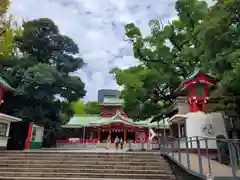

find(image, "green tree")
[0,0,10,16]
[196,0,240,112]
[1,18,86,147]
[112,0,209,119]
[110,66,167,120]
[71,101,86,114]
[0,0,23,64]
[117,0,240,117]
[84,101,101,114]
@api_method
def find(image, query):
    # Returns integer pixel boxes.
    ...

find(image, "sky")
[9,0,178,101]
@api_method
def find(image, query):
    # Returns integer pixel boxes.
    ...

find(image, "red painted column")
[202,102,206,112]
[25,122,33,149]
[145,128,148,143]
[134,128,136,143]
[124,128,127,143]
[192,101,198,112]
[0,89,5,105]
[98,128,100,143]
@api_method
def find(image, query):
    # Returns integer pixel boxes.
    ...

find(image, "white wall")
[181,112,227,149]
[0,136,8,148]
[32,125,44,142]
[174,97,190,115]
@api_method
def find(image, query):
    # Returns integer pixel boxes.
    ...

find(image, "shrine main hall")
[57,89,169,145]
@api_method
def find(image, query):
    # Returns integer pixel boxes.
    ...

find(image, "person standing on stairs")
[114,136,119,149]
[106,134,111,149]
[119,137,124,149]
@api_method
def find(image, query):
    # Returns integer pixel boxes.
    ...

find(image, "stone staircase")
[0,151,175,180]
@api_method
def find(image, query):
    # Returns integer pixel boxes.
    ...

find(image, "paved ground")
[169,153,240,177]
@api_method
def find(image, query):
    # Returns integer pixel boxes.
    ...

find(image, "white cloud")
[9,0,177,101]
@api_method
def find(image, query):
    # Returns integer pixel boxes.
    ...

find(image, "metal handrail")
[167,135,240,142]
[161,136,240,179]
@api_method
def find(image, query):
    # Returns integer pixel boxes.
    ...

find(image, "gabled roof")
[0,113,22,122]
[175,69,215,93]
[62,110,170,129]
[62,110,133,128]
[185,69,201,81]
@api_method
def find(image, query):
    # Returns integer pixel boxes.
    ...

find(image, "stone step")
[0,177,169,180]
[0,152,160,158]
[0,154,162,160]
[0,163,170,170]
[0,154,162,159]
[0,172,175,179]
[0,168,172,175]
[0,157,163,162]
[0,151,159,155]
[0,160,163,166]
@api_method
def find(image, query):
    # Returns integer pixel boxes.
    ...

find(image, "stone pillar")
[178,123,181,138]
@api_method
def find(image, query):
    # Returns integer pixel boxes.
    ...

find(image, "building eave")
[0,113,22,122]
[168,114,187,123]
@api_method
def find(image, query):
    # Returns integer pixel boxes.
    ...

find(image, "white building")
[0,113,22,150]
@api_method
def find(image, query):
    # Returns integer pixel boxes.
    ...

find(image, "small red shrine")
[175,69,216,112]
[167,69,227,152]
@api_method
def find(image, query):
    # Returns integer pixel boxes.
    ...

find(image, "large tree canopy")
[110,66,171,120]
[0,0,22,63]
[112,0,240,119]
[0,18,86,146]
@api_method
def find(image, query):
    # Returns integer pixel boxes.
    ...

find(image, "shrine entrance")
[100,131,109,142]
[111,132,124,142]
[127,132,135,141]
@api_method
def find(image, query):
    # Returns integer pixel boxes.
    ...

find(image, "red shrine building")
[57,89,169,148]
[167,69,228,151]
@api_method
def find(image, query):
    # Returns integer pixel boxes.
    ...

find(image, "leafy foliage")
[84,101,101,114]
[110,66,165,120]
[112,0,240,119]
[0,18,86,147]
[71,101,86,115]
[0,0,22,63]
[0,0,10,16]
